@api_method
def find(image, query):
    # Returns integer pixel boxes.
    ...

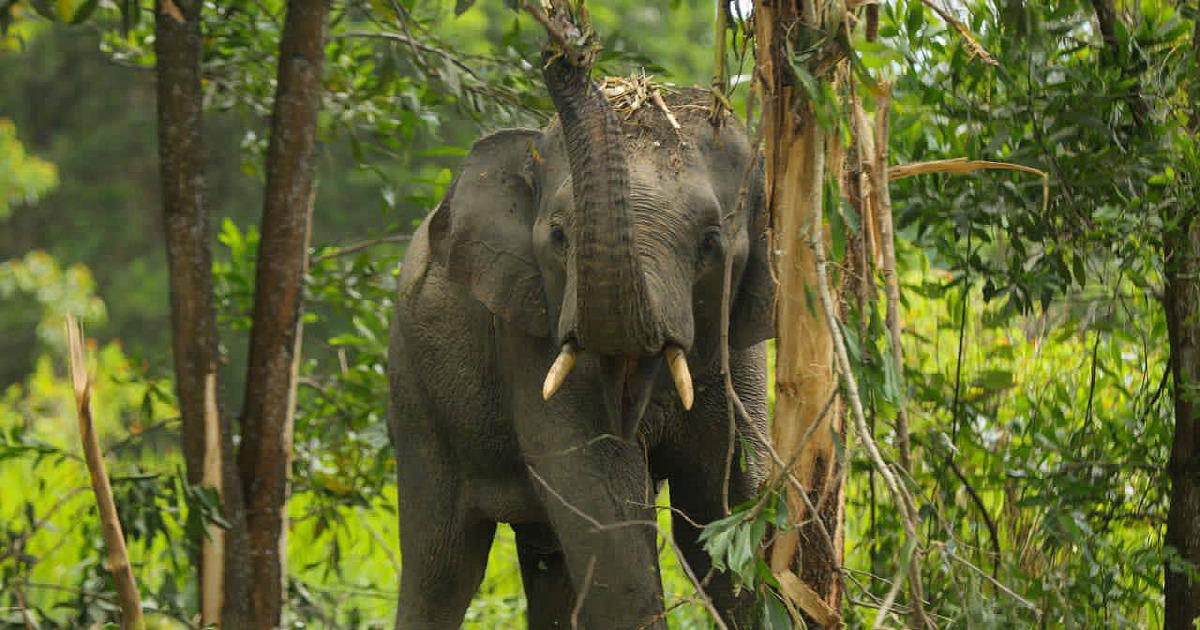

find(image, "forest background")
[0,0,1189,628]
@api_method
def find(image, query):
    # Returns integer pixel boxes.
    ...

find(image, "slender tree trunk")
[1164,168,1200,630]
[755,2,844,626]
[237,0,330,626]
[153,2,252,626]
[1087,7,1200,627]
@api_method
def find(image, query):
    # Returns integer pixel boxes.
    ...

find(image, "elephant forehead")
[545,169,717,221]
[629,177,720,222]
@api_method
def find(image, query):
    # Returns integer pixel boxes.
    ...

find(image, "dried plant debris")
[599,74,681,129]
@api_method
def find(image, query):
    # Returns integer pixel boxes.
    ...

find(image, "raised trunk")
[236,0,330,627]
[542,52,660,356]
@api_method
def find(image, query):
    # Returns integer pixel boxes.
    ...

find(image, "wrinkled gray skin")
[387,88,775,630]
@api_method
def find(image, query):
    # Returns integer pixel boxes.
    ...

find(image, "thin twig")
[710,0,729,125]
[333,31,483,81]
[719,129,764,516]
[663,535,732,630]
[526,465,658,533]
[13,582,41,630]
[945,455,1001,572]
[571,556,597,630]
[870,537,916,630]
[950,227,972,444]
[930,541,1041,615]
[102,417,181,457]
[804,168,932,628]
[1084,329,1102,427]
[0,487,87,565]
[918,0,998,65]
[527,465,729,630]
[22,580,121,603]
[627,499,705,529]
[869,87,912,473]
[355,506,401,575]
[311,234,412,262]
[651,90,683,131]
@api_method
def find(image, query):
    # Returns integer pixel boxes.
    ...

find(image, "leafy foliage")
[0,118,56,219]
[0,0,1192,627]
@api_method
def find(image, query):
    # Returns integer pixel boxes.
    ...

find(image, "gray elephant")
[387,72,775,629]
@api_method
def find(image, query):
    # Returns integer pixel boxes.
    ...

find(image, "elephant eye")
[698,228,723,260]
[550,225,567,251]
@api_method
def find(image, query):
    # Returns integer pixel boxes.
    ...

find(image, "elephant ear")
[730,155,776,348]
[428,128,549,337]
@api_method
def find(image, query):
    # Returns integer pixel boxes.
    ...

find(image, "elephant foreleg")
[514,523,575,630]
[521,438,667,630]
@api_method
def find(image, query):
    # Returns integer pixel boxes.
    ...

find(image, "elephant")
[387,75,775,630]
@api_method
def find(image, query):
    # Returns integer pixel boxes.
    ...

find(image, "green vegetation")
[0,0,1192,628]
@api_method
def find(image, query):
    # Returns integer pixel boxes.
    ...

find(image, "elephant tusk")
[664,346,694,411]
[542,344,577,401]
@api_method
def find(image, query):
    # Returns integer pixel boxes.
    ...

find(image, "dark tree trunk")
[1164,189,1200,630]
[236,0,330,627]
[153,1,251,626]
[1085,5,1196,625]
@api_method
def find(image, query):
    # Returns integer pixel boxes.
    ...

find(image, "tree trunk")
[153,2,251,626]
[754,1,844,626]
[1164,192,1200,630]
[236,0,330,627]
[1116,10,1200,629]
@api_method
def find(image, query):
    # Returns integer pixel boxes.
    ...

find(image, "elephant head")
[428,79,774,439]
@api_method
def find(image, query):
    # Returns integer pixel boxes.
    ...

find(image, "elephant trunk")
[542,53,662,357]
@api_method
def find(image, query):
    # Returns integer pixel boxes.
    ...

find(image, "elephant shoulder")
[399,218,433,294]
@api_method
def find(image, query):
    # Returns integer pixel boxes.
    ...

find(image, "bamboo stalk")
[66,316,146,630]
[869,87,912,473]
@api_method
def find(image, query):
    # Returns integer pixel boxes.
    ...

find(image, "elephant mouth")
[603,355,662,441]
[542,343,695,442]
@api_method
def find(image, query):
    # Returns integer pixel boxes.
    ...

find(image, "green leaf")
[28,0,57,21]
[975,369,1015,390]
[763,591,792,630]
[59,0,97,23]
[905,1,925,33]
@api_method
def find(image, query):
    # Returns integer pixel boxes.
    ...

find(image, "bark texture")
[153,2,251,625]
[236,0,330,626]
[1164,202,1200,630]
[754,1,844,625]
